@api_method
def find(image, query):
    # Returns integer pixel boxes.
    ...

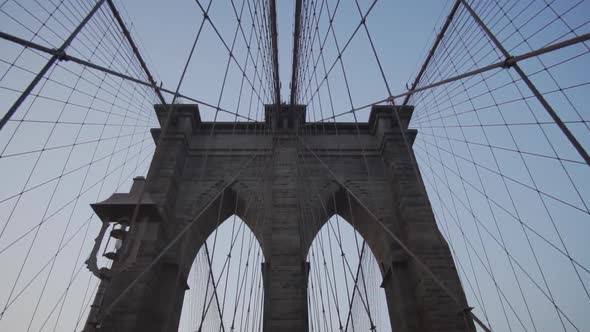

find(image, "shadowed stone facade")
[83,104,475,332]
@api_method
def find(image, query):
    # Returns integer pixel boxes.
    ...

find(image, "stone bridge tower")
[83,104,475,332]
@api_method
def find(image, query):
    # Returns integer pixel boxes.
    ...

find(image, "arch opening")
[178,214,265,332]
[306,214,392,332]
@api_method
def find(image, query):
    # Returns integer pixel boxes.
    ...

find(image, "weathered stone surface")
[84,104,475,332]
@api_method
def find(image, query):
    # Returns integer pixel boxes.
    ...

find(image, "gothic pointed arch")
[300,185,402,272]
[306,212,393,332]
[173,182,267,279]
[178,213,265,331]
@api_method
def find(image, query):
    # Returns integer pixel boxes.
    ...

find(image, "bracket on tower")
[85,177,161,279]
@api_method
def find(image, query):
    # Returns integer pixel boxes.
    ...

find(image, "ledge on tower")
[151,104,202,141]
[154,104,201,127]
[368,105,417,144]
[264,104,306,130]
[368,104,414,131]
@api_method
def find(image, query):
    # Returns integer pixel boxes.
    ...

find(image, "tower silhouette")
[83,104,475,332]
